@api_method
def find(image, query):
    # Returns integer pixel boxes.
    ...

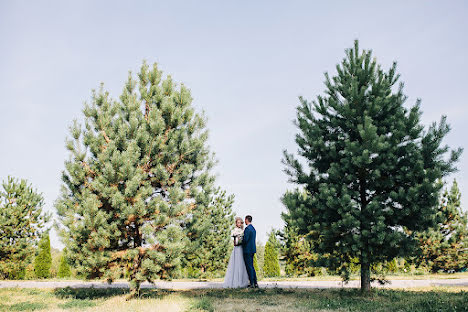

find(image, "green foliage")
[183,189,234,278]
[23,263,36,280]
[0,177,48,279]
[280,225,322,277]
[189,297,214,312]
[57,300,96,309]
[50,248,62,278]
[281,190,323,277]
[282,40,462,290]
[254,243,265,279]
[253,253,259,275]
[416,180,468,272]
[385,258,398,273]
[34,232,52,279]
[58,249,72,278]
[56,61,223,295]
[8,301,48,311]
[54,287,127,299]
[263,232,280,277]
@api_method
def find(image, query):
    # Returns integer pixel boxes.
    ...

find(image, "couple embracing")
[223,215,259,288]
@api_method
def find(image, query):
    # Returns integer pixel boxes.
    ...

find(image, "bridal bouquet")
[231,227,244,246]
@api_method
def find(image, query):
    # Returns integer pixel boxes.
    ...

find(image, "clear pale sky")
[1,1,467,248]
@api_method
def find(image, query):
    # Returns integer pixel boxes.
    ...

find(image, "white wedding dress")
[223,245,250,288]
[223,228,250,288]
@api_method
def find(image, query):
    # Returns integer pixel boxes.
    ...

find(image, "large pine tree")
[0,177,48,279]
[283,41,462,291]
[56,62,225,295]
[416,180,467,272]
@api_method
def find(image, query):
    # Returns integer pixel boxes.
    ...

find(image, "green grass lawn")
[0,286,466,312]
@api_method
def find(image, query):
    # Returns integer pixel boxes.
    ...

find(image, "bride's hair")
[235,216,244,229]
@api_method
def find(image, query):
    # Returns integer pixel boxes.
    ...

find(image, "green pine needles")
[263,232,281,277]
[0,177,48,279]
[281,226,320,277]
[34,232,52,279]
[56,61,227,296]
[253,253,260,276]
[57,249,72,278]
[416,180,468,272]
[183,189,234,277]
[282,40,463,291]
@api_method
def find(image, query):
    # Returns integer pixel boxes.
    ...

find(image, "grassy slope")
[0,286,467,312]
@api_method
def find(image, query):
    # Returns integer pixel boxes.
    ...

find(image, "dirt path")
[1,278,467,290]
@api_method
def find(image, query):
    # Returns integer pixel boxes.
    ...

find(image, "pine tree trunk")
[128,281,141,299]
[358,171,371,292]
[360,260,371,292]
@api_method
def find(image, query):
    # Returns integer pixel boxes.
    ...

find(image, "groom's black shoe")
[247,284,254,288]
[254,283,259,288]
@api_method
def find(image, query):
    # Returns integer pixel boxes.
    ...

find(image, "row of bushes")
[2,233,72,280]
[5,233,461,281]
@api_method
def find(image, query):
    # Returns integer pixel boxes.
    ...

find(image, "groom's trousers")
[243,253,257,286]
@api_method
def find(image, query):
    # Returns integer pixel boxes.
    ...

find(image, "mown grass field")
[0,286,467,312]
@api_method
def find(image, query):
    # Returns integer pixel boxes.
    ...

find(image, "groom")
[242,215,258,288]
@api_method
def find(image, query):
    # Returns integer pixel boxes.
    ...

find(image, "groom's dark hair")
[245,215,252,223]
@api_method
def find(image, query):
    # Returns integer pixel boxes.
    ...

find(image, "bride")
[223,217,250,288]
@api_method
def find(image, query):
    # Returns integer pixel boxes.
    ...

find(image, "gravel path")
[1,279,467,290]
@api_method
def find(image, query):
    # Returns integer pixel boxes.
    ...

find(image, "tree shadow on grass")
[49,286,385,301]
[53,286,176,300]
[53,287,128,300]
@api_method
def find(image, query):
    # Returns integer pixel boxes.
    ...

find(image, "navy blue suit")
[242,224,257,286]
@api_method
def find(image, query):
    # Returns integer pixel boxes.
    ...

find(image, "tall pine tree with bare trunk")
[283,41,462,291]
[56,62,227,296]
